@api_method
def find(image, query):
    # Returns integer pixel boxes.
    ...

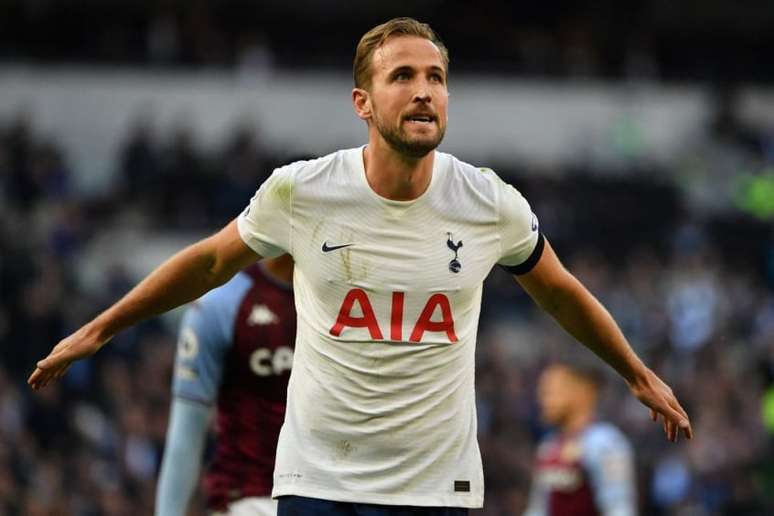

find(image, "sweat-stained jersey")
[172,263,296,511]
[237,146,541,508]
[524,423,636,516]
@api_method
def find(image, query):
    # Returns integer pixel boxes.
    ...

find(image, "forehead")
[371,35,445,76]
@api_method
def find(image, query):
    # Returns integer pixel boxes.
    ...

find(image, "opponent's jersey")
[172,263,296,511]
[525,423,636,516]
[237,147,540,508]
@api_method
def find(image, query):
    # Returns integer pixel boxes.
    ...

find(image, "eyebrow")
[388,65,446,77]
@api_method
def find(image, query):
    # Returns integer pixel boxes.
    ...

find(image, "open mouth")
[404,114,436,125]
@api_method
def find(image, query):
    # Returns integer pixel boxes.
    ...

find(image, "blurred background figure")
[156,255,294,516]
[1,1,773,515]
[524,362,635,516]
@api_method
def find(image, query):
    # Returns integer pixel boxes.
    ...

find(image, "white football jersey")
[237,147,540,508]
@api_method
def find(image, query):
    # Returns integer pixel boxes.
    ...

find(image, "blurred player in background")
[524,362,636,516]
[30,17,691,516]
[155,255,294,516]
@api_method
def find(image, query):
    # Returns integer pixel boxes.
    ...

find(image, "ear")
[352,88,372,121]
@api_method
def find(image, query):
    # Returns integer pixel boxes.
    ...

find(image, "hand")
[628,368,692,442]
[28,325,108,390]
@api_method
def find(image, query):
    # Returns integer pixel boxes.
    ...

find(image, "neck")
[362,135,435,201]
[561,406,595,435]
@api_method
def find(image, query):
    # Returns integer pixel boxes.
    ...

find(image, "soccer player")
[524,362,636,516]
[30,17,692,516]
[155,255,294,516]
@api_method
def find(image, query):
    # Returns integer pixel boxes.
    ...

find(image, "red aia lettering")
[329,288,384,340]
[390,292,404,341]
[329,290,457,343]
[409,293,458,343]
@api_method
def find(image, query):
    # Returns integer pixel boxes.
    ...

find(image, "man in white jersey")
[29,17,692,516]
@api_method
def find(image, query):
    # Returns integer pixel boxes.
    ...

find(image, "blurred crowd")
[1,104,773,516]
[2,0,774,83]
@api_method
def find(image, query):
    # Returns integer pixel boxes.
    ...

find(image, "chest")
[292,200,499,295]
[536,438,590,493]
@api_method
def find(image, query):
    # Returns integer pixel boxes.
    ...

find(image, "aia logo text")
[330,289,458,343]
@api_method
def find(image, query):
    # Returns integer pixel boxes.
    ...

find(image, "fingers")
[667,398,692,440]
[28,368,57,390]
[27,368,43,389]
[681,421,693,440]
[28,367,52,390]
[37,348,68,371]
[651,403,692,442]
[28,329,101,390]
[28,350,73,390]
[54,364,71,381]
[637,369,693,442]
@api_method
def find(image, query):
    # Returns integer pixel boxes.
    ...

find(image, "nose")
[413,81,432,103]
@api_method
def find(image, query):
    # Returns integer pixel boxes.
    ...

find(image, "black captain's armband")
[501,232,545,276]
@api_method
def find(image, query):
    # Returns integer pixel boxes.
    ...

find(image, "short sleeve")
[583,426,637,516]
[237,167,293,258]
[172,301,230,405]
[496,178,542,273]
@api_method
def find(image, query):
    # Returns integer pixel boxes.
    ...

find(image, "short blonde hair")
[353,17,449,90]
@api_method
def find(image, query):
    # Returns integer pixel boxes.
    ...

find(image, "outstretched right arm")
[28,219,260,389]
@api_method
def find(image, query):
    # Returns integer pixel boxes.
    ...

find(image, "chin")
[402,141,440,158]
[406,131,444,150]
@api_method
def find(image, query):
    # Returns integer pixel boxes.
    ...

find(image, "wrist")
[623,363,652,388]
[83,318,113,347]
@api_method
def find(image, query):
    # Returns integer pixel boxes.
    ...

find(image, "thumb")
[36,356,57,370]
[37,349,70,370]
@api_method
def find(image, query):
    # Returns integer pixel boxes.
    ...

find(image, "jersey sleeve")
[172,299,231,405]
[496,176,543,273]
[155,398,211,516]
[582,425,637,516]
[237,166,294,258]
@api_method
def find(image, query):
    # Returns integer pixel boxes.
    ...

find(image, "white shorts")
[211,497,277,516]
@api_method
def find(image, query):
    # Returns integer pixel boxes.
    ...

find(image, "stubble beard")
[372,109,446,159]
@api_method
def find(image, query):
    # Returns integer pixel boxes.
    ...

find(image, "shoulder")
[275,148,355,183]
[439,151,520,202]
[581,422,633,457]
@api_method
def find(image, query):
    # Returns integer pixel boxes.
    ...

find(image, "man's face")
[537,366,578,427]
[365,35,448,158]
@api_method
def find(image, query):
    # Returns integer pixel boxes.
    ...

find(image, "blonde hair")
[353,17,449,90]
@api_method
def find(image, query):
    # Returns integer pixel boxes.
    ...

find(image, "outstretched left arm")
[514,237,692,442]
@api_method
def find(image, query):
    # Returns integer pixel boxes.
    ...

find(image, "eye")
[395,71,410,81]
[430,73,445,84]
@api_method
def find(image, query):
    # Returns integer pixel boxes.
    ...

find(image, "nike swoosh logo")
[322,241,355,253]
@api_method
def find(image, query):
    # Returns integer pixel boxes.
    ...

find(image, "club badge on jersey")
[446,232,463,273]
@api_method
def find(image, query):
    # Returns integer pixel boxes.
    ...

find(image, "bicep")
[513,237,578,312]
[208,219,263,279]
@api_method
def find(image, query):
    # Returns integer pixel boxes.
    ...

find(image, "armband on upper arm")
[501,233,545,275]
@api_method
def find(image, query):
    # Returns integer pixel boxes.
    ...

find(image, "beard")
[372,108,446,159]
